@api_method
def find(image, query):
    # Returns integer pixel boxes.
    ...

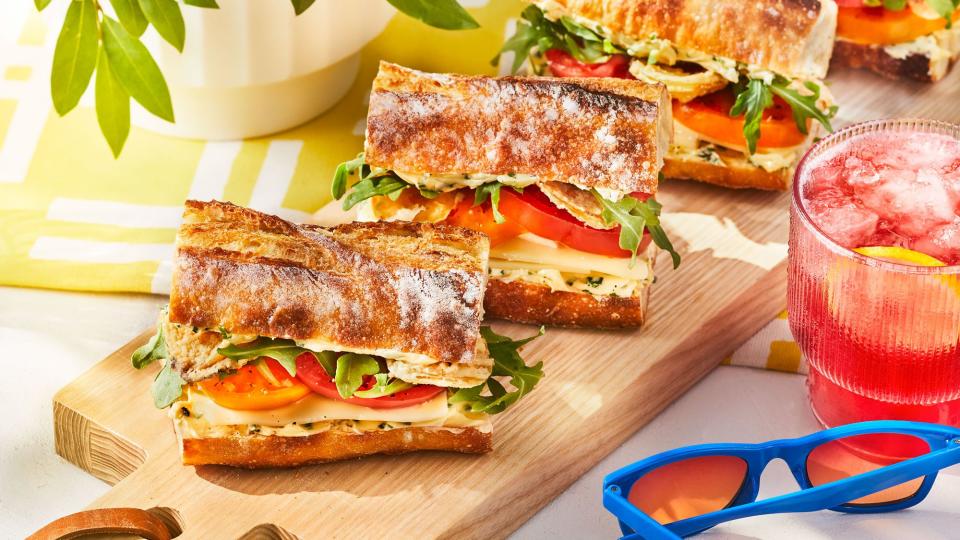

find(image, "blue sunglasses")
[603,421,960,539]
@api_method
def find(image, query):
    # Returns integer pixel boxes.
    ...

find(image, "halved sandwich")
[329,61,679,329]
[132,200,543,468]
[831,0,960,82]
[497,0,839,191]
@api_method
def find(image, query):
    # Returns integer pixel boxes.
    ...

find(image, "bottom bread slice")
[176,421,493,468]
[663,150,791,191]
[483,276,650,328]
[831,34,959,83]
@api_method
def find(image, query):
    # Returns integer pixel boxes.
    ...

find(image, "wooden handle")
[27,508,172,540]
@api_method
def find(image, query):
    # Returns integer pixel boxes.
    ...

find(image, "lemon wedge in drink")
[853,246,946,267]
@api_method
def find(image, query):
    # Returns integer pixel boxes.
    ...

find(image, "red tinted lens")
[806,433,929,506]
[627,455,748,525]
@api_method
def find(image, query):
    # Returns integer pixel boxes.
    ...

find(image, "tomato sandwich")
[329,61,679,328]
[132,200,543,468]
[831,0,960,82]
[497,0,839,191]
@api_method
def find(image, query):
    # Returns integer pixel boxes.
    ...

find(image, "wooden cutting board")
[52,68,960,539]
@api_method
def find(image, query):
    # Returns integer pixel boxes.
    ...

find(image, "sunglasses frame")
[603,421,960,539]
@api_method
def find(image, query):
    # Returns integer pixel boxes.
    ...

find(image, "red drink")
[788,119,960,453]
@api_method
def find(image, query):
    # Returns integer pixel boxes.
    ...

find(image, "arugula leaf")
[768,78,835,137]
[151,361,185,408]
[354,373,414,399]
[449,326,544,415]
[387,0,479,30]
[729,79,772,155]
[334,354,380,399]
[51,0,99,116]
[217,337,308,377]
[494,5,620,74]
[131,320,167,369]
[474,182,523,223]
[592,191,680,269]
[332,153,366,200]
[342,172,409,210]
[314,350,338,378]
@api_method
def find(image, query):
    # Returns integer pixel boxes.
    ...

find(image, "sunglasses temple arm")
[670,443,960,537]
[603,488,682,540]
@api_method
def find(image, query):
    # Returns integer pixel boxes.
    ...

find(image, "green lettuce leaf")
[354,373,414,399]
[334,353,381,399]
[449,326,544,415]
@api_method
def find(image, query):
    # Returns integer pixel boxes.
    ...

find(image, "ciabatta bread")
[365,62,671,195]
[168,200,492,387]
[663,150,792,191]
[533,0,837,80]
[831,29,960,82]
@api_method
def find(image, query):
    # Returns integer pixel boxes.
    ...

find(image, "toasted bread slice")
[664,149,792,191]
[484,275,650,328]
[167,200,492,387]
[831,32,960,82]
[533,0,837,80]
[176,421,492,467]
[366,62,671,195]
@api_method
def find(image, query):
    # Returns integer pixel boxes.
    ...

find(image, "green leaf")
[131,319,167,369]
[387,0,479,30]
[137,0,185,52]
[729,78,772,155]
[354,374,414,399]
[924,0,957,27]
[768,78,835,137]
[289,0,316,15]
[882,0,907,8]
[592,190,680,269]
[331,153,366,199]
[151,361,186,408]
[450,326,544,415]
[493,5,618,72]
[50,0,99,116]
[217,336,307,377]
[101,16,175,122]
[34,0,54,11]
[110,0,149,36]
[334,354,380,399]
[95,51,131,158]
[314,350,338,378]
[341,173,409,210]
[184,0,219,7]
[474,182,505,223]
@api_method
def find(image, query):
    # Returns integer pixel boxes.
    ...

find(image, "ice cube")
[913,218,960,266]
[807,199,879,249]
[856,167,956,237]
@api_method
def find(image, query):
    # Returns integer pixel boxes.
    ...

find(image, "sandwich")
[497,0,839,191]
[831,0,960,82]
[329,61,679,329]
[132,200,543,468]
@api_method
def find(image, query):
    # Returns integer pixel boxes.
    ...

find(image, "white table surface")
[2,285,958,539]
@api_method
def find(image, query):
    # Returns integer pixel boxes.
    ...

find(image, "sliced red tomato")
[673,87,808,150]
[837,6,956,45]
[198,358,311,411]
[545,49,632,79]
[497,186,650,258]
[294,353,445,409]
[444,197,524,246]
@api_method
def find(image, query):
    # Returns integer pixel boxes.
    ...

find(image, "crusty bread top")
[535,0,837,80]
[365,62,670,195]
[167,201,491,370]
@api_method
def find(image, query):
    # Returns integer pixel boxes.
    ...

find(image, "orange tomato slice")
[837,6,956,45]
[444,196,523,246]
[198,358,311,411]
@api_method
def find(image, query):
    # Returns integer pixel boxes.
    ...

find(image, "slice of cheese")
[490,233,653,282]
[184,388,449,427]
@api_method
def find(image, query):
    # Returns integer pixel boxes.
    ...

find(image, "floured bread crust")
[535,0,837,80]
[167,200,492,385]
[365,62,670,195]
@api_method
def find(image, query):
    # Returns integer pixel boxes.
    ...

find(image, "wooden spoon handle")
[27,508,172,540]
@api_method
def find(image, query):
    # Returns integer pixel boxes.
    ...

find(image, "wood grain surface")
[52,64,960,539]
